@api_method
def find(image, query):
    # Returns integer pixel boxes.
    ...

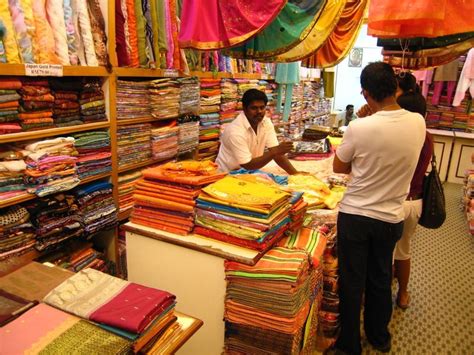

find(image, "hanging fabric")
[225,0,326,60]
[1,1,22,63]
[431,59,460,106]
[453,48,474,107]
[178,0,287,50]
[377,32,474,51]
[275,63,300,122]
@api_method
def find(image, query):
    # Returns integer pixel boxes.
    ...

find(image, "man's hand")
[270,142,293,156]
[296,171,311,175]
[357,104,372,118]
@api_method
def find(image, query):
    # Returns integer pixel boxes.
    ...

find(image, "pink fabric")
[164,0,173,69]
[412,70,433,98]
[178,0,287,49]
[431,81,456,106]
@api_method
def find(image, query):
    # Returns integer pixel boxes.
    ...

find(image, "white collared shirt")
[216,112,279,172]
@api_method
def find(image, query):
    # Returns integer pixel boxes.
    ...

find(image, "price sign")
[163,69,179,77]
[25,64,63,77]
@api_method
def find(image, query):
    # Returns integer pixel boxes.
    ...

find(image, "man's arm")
[240,142,293,171]
[333,154,351,174]
[274,155,298,175]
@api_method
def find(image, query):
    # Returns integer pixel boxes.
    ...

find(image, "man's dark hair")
[360,62,397,102]
[242,89,268,108]
[346,104,354,110]
[397,92,427,117]
[396,72,420,94]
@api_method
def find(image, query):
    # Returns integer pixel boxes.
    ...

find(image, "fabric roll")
[72,0,98,66]
[8,0,35,63]
[86,0,108,66]
[45,0,70,65]
[0,1,21,63]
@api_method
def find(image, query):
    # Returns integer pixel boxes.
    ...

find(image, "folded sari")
[130,216,192,235]
[142,163,226,186]
[278,227,327,266]
[134,193,195,212]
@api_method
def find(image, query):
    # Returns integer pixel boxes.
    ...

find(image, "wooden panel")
[447,138,474,183]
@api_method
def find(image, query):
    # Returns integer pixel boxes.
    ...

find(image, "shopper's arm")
[333,154,351,174]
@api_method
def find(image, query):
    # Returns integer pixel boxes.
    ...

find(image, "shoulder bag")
[419,154,446,229]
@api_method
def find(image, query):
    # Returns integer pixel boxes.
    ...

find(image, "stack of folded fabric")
[0,77,22,134]
[80,79,107,123]
[288,84,304,136]
[287,192,308,233]
[72,131,111,179]
[194,175,291,251]
[198,79,221,161]
[0,206,35,261]
[18,79,55,131]
[26,193,83,252]
[425,110,441,128]
[438,108,455,130]
[151,123,179,161]
[118,170,143,214]
[117,123,152,168]
[43,268,178,353]
[0,148,27,200]
[220,79,239,131]
[74,182,117,236]
[224,247,320,354]
[178,77,200,115]
[452,111,469,132]
[467,113,474,133]
[177,114,200,155]
[23,137,80,197]
[149,79,181,120]
[49,78,83,127]
[287,175,343,210]
[117,80,152,121]
[131,161,226,235]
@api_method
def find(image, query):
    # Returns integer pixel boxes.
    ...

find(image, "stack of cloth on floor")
[23,137,80,197]
[50,78,82,127]
[194,175,291,251]
[42,268,178,353]
[0,148,27,200]
[198,79,221,161]
[117,80,151,121]
[117,123,152,167]
[0,77,22,134]
[462,169,474,235]
[178,77,200,115]
[80,79,106,123]
[288,191,308,233]
[131,161,226,235]
[224,246,323,354]
[177,114,200,155]
[149,79,180,120]
[287,175,344,210]
[0,206,35,261]
[118,170,143,214]
[18,79,55,131]
[290,139,332,161]
[73,182,117,236]
[72,131,111,179]
[220,79,239,131]
[151,122,179,161]
[26,193,83,252]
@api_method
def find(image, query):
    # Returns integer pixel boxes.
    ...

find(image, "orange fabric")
[134,194,194,212]
[18,111,53,119]
[135,181,200,199]
[368,0,474,38]
[0,80,22,90]
[126,0,140,67]
[0,101,19,109]
[134,189,195,206]
[133,209,194,227]
[168,0,181,70]
[131,216,191,235]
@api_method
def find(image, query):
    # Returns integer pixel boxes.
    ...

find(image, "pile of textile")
[198,79,221,161]
[194,175,291,251]
[287,175,344,210]
[290,139,333,161]
[18,79,55,131]
[74,182,117,235]
[179,77,200,115]
[0,147,27,200]
[131,161,226,235]
[220,79,239,131]
[224,247,322,354]
[463,169,474,235]
[80,79,106,123]
[288,192,308,233]
[149,79,180,120]
[287,84,304,136]
[72,131,111,179]
[117,80,151,121]
[151,123,179,161]
[118,170,143,214]
[25,193,82,252]
[0,77,22,134]
[177,114,200,155]
[0,206,35,261]
[50,79,83,128]
[23,137,80,197]
[117,123,152,168]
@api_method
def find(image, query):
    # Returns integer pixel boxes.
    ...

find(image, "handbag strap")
[431,153,437,169]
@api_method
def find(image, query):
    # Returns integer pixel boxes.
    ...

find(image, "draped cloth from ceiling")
[368,0,474,38]
[178,0,287,50]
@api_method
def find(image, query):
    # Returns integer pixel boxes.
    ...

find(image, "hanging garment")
[141,0,156,67]
[115,0,130,66]
[302,0,367,68]
[273,0,347,62]
[63,0,80,64]
[225,0,326,60]
[86,0,108,66]
[431,59,459,105]
[368,0,474,38]
[125,0,139,67]
[8,0,35,63]
[412,69,434,98]
[453,48,474,107]
[178,0,287,50]
[377,32,474,51]
[71,0,98,66]
[45,0,70,65]
[32,0,61,64]
[0,1,21,63]
[275,62,300,122]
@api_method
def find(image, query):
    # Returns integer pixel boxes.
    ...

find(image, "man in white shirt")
[216,89,298,174]
[332,62,426,354]
[334,104,357,127]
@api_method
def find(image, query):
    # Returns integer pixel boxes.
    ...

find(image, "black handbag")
[418,154,446,229]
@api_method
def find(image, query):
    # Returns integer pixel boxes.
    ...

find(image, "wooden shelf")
[159,311,203,354]
[118,157,171,174]
[114,67,273,80]
[118,209,132,222]
[0,249,40,278]
[0,172,111,209]
[0,64,110,77]
[117,117,175,126]
[0,122,110,144]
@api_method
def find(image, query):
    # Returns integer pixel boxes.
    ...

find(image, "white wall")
[333,25,383,112]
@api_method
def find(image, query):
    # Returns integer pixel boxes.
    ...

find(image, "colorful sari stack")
[117,80,151,121]
[80,79,106,123]
[151,123,179,161]
[18,79,55,131]
[25,193,83,252]
[49,78,82,127]
[288,192,308,233]
[117,123,152,167]
[178,77,200,115]
[44,242,110,273]
[23,137,80,197]
[198,79,221,161]
[74,182,117,235]
[224,247,320,354]
[220,79,239,131]
[0,148,27,200]
[0,206,35,261]
[177,114,200,154]
[0,77,22,134]
[131,161,226,235]
[118,170,143,214]
[72,131,111,179]
[194,175,291,251]
[149,79,181,120]
[43,268,177,352]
